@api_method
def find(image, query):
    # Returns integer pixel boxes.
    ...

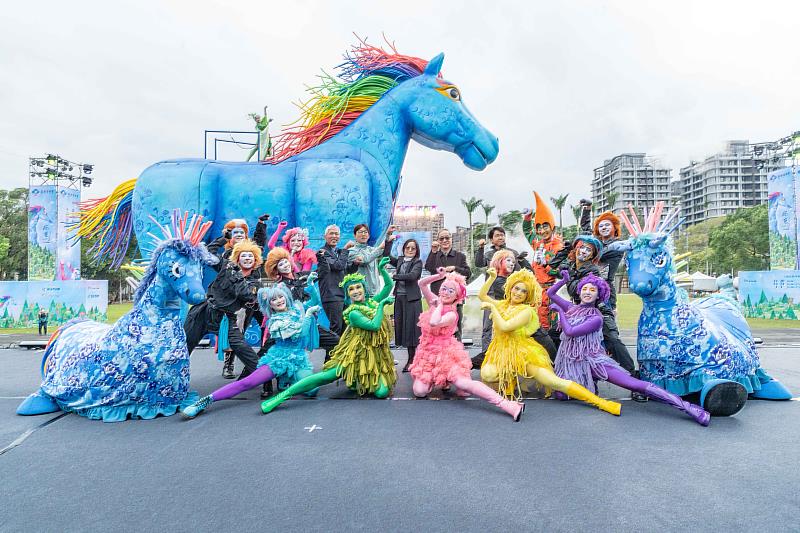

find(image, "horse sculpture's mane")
[268,39,434,163]
[133,210,215,303]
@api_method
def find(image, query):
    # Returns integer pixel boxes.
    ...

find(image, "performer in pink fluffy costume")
[268,221,318,273]
[410,267,525,421]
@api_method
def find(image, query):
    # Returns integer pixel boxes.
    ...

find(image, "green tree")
[604,190,620,211]
[497,210,523,236]
[570,204,581,225]
[674,216,724,274]
[482,203,495,230]
[708,204,769,274]
[0,188,29,280]
[461,197,482,266]
[550,194,569,230]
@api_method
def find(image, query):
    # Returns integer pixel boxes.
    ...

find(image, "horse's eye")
[652,254,667,268]
[448,87,461,101]
[171,263,184,278]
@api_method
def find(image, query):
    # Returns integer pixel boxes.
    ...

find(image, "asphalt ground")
[1,341,799,532]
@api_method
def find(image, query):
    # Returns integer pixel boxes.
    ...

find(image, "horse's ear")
[648,236,666,249]
[424,53,445,76]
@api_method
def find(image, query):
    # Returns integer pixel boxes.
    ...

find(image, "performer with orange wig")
[268,221,318,273]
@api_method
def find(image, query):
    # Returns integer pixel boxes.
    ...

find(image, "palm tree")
[482,203,495,230]
[461,197,482,265]
[570,204,581,224]
[604,191,620,212]
[498,210,523,236]
[550,194,569,229]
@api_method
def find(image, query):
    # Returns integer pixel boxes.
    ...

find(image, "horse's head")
[626,233,673,298]
[134,210,217,307]
[398,53,499,171]
[153,244,214,305]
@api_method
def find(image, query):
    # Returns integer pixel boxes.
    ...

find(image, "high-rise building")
[452,225,475,254]
[676,140,784,226]
[391,205,445,235]
[591,153,673,217]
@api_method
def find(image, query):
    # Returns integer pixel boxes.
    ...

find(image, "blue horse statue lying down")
[17,211,217,422]
[620,203,792,416]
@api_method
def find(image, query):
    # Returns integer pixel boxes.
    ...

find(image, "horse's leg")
[699,380,748,417]
[750,372,793,400]
[16,389,60,416]
[602,366,709,426]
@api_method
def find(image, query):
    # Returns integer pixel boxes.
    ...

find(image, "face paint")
[231,227,246,242]
[577,243,595,263]
[289,234,304,252]
[503,256,516,275]
[270,294,287,312]
[238,251,256,270]
[580,283,599,304]
[597,220,614,239]
[439,283,458,304]
[348,283,366,303]
[536,223,553,240]
[277,258,293,275]
[510,282,528,304]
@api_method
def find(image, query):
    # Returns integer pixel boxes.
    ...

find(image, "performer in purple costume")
[549,270,710,426]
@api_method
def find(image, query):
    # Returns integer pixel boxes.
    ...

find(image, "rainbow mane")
[269,39,435,163]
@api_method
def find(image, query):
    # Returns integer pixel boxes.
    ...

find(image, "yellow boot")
[566,383,621,416]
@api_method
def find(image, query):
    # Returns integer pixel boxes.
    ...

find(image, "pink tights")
[413,377,507,407]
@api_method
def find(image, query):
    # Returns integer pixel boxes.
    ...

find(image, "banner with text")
[0,280,108,328]
[739,270,800,320]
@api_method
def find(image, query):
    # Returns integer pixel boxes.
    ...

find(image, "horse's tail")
[68,178,137,268]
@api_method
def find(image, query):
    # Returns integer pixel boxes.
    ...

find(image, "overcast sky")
[1,0,797,228]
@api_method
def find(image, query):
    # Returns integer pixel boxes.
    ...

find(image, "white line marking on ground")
[0,397,27,400]
[304,424,322,432]
[0,412,68,456]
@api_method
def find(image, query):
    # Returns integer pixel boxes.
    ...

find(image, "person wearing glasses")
[344,224,386,295]
[384,226,423,372]
[425,228,471,340]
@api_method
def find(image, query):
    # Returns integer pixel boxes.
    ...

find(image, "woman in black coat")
[383,229,423,372]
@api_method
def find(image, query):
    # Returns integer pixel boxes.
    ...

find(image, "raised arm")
[485,303,533,333]
[373,257,394,303]
[363,243,385,264]
[303,272,322,309]
[419,268,446,306]
[253,214,270,248]
[478,267,500,305]
[522,209,535,244]
[546,270,574,312]
[557,310,602,338]
[347,297,394,331]
[267,221,288,250]
[382,240,399,267]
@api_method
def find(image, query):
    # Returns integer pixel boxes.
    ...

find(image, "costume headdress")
[504,269,542,308]
[489,249,516,276]
[264,247,295,280]
[576,273,610,304]
[570,235,603,264]
[440,272,467,304]
[592,211,621,239]
[533,191,556,229]
[340,272,370,305]
[223,219,250,250]
[282,227,310,247]
[257,283,296,320]
[231,239,263,269]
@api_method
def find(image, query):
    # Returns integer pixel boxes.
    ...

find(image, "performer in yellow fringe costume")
[261,258,396,413]
[478,267,621,415]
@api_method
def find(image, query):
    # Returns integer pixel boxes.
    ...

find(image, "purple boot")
[645,384,710,426]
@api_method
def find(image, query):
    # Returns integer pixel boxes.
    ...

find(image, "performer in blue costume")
[17,211,216,422]
[182,282,321,418]
[620,202,792,416]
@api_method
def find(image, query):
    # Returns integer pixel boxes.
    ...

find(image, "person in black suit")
[316,225,350,340]
[384,226,423,372]
[424,228,471,340]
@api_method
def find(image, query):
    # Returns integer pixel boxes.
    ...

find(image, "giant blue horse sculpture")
[74,43,499,267]
[620,203,792,416]
[17,211,217,422]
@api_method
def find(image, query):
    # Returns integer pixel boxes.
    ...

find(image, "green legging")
[261,365,390,413]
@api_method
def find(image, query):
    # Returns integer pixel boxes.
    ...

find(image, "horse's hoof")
[750,379,793,400]
[16,391,61,416]
[701,380,747,417]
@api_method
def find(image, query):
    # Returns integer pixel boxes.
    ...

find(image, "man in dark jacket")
[316,224,350,336]
[425,228,471,340]
[184,242,260,380]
